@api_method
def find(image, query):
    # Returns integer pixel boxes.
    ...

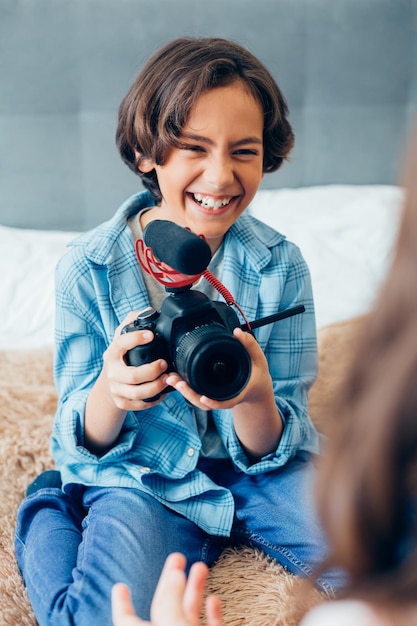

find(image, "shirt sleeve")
[50,247,132,465]
[215,239,320,472]
[265,242,319,460]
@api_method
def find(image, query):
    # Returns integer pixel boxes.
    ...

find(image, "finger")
[182,562,210,626]
[151,570,188,624]
[115,308,154,335]
[151,554,188,624]
[119,328,154,356]
[165,374,232,411]
[153,553,187,601]
[157,552,187,580]
[164,375,202,405]
[106,360,169,409]
[233,326,257,354]
[122,360,168,388]
[111,583,148,626]
[110,379,169,411]
[205,594,224,626]
[105,327,154,367]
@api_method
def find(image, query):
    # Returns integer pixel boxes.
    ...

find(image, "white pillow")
[249,185,403,328]
[1,225,78,350]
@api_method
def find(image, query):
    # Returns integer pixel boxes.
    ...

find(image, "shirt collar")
[70,191,155,265]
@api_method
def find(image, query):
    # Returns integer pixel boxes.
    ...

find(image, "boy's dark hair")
[116,37,295,203]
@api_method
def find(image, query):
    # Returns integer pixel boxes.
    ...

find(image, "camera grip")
[121,321,172,402]
[123,338,167,367]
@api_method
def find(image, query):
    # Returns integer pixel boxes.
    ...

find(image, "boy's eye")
[183,144,205,153]
[234,149,259,156]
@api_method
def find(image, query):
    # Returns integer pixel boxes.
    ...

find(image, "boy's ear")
[135,151,155,173]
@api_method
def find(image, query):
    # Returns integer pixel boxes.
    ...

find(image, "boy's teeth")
[193,193,231,209]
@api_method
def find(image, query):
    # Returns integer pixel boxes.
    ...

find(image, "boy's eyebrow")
[181,133,263,147]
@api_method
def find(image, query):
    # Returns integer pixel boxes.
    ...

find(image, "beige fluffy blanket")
[0,317,365,626]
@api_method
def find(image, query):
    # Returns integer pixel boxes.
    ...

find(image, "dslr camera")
[122,288,251,402]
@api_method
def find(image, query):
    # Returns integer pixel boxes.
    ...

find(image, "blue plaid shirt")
[51,191,319,535]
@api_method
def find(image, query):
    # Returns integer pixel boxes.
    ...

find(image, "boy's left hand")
[165,328,283,457]
[164,328,270,410]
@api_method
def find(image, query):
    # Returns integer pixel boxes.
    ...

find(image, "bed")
[1,1,416,624]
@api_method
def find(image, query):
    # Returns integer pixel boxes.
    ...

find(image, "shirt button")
[140,467,151,474]
[187,447,195,457]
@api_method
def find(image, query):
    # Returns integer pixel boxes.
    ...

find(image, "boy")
[15,37,337,626]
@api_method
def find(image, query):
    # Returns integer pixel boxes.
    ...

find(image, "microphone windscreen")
[143,220,212,275]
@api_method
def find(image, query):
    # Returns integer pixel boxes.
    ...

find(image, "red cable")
[135,238,204,288]
[202,269,251,330]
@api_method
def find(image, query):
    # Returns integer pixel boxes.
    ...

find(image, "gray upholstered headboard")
[1,0,417,231]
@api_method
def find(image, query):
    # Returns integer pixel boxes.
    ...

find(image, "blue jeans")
[15,456,342,626]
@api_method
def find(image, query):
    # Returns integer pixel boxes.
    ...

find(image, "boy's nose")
[204,157,235,190]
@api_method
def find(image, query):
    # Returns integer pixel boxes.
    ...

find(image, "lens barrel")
[174,323,251,400]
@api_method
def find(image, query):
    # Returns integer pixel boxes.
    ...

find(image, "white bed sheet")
[249,185,403,329]
[1,185,403,351]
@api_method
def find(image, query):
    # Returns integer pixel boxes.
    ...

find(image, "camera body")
[121,288,251,401]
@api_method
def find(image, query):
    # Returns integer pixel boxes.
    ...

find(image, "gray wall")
[1,0,417,230]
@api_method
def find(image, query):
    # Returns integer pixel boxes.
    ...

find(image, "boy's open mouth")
[191,193,233,210]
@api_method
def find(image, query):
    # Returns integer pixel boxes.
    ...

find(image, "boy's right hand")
[103,311,170,411]
[85,310,170,453]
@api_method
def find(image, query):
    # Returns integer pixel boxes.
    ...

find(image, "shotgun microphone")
[143,220,212,275]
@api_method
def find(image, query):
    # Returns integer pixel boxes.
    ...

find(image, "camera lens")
[174,324,251,401]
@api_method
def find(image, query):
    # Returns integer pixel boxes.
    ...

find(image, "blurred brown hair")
[316,123,417,616]
[115,37,294,203]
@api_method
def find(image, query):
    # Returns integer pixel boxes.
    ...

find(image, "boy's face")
[140,81,264,254]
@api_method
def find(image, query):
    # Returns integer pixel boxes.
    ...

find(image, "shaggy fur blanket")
[0,316,365,626]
